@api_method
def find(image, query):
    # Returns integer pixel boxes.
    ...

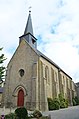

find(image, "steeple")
[19,11,37,49]
[24,11,33,35]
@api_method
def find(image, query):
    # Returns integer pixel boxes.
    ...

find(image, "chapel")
[3,11,77,111]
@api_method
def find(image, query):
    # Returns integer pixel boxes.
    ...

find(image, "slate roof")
[24,12,33,35]
[37,50,72,79]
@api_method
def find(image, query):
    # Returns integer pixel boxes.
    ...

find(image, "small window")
[32,39,35,44]
[19,69,25,77]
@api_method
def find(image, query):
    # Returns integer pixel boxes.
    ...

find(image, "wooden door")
[17,89,24,107]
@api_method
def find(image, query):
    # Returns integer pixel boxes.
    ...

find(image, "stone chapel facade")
[3,12,77,111]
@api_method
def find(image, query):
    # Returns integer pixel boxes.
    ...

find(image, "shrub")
[74,96,79,105]
[15,107,28,119]
[48,98,60,110]
[5,113,16,119]
[64,99,68,108]
[58,93,68,108]
[32,110,42,118]
[60,101,66,108]
[48,94,68,110]
[47,98,53,110]
[72,98,76,106]
[72,96,79,106]
[52,98,60,110]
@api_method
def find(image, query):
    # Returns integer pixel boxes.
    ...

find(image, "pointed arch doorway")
[17,89,24,107]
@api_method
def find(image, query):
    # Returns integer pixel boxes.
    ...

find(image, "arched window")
[45,66,49,83]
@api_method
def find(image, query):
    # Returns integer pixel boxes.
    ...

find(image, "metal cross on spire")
[29,6,32,13]
[24,6,33,35]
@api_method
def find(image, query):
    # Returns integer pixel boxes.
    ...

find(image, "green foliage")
[74,96,79,105]
[5,113,16,119]
[53,98,60,110]
[5,109,49,119]
[73,96,79,106]
[48,93,68,111]
[58,93,64,102]
[47,98,60,110]
[72,98,76,106]
[60,101,66,108]
[0,48,6,81]
[58,93,68,108]
[64,99,68,108]
[32,110,42,118]
[47,98,53,110]
[15,107,28,119]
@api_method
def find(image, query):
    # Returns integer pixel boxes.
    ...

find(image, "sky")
[0,0,79,83]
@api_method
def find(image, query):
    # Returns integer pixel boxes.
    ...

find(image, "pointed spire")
[24,11,34,35]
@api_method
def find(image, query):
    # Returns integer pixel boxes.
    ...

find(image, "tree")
[0,48,6,82]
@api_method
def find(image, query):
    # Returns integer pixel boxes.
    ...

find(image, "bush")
[74,96,79,105]
[15,107,28,119]
[5,113,16,119]
[58,93,64,102]
[73,96,79,106]
[32,110,42,118]
[72,98,76,106]
[58,93,68,108]
[48,94,68,110]
[48,98,60,110]
[47,98,53,110]
[52,98,60,110]
[60,101,66,108]
[64,99,68,108]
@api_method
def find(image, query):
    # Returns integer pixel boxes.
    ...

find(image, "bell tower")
[19,11,37,49]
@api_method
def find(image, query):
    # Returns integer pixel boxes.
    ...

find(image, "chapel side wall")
[76,84,79,99]
[66,77,72,105]
[38,57,60,111]
[3,40,39,109]
[72,82,77,98]
[58,71,69,99]
[38,56,75,109]
[38,59,46,111]
[58,71,73,105]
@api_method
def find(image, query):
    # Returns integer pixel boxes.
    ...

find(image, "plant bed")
[5,107,50,119]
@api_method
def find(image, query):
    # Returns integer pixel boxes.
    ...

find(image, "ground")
[43,106,79,119]
[0,106,79,119]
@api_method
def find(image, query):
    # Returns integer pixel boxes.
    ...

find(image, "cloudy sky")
[0,0,79,83]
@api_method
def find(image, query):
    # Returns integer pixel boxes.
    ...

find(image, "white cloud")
[39,40,79,83]
[36,0,79,83]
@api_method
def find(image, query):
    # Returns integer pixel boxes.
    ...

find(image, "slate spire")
[24,11,33,35]
[19,10,37,49]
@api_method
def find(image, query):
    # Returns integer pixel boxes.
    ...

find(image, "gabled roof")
[24,12,33,35]
[37,50,72,79]
[37,50,60,69]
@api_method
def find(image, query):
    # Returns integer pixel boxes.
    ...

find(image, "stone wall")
[3,39,39,110]
[3,38,77,111]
